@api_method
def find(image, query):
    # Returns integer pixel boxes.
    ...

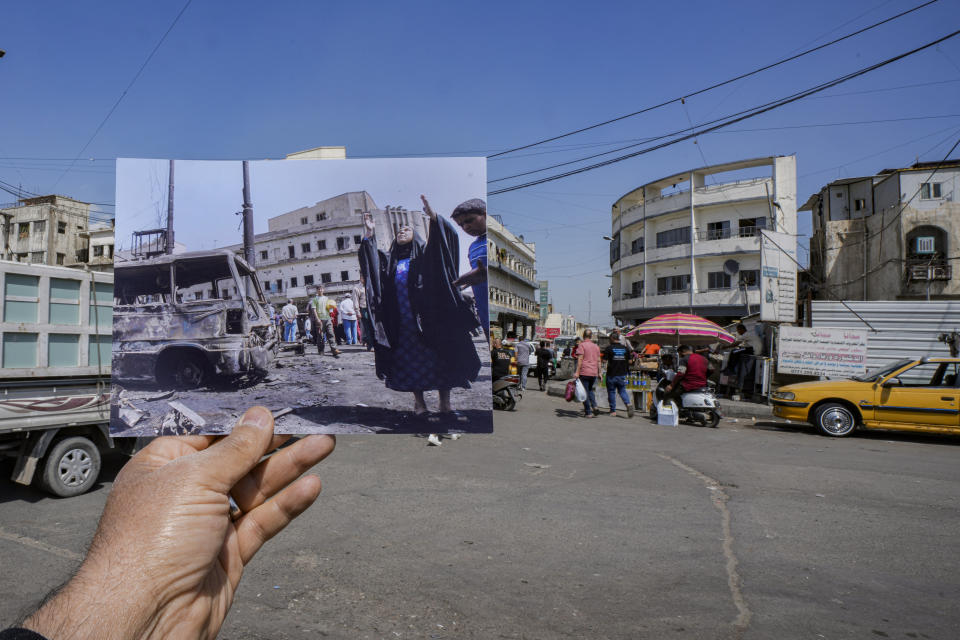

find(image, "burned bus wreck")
[112,250,278,388]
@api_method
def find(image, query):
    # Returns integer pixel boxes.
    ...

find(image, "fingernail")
[242,406,274,431]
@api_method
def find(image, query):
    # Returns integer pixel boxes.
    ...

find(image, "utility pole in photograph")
[241,160,255,297]
[165,159,175,254]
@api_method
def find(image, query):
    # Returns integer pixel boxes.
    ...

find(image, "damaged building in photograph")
[805,159,960,301]
[222,191,428,302]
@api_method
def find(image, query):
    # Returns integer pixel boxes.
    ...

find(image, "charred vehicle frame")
[112,250,278,388]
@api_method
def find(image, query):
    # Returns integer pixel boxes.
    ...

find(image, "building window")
[915,236,935,254]
[17,223,29,239]
[341,270,349,281]
[30,251,44,263]
[56,253,65,265]
[354,209,362,215]
[316,212,326,221]
[300,216,308,224]
[920,182,942,199]
[655,227,691,249]
[222,290,231,299]
[93,245,104,257]
[194,291,203,300]
[317,239,326,251]
[57,221,66,234]
[275,279,282,291]
[336,237,347,250]
[33,221,45,235]
[290,277,298,288]
[304,275,314,285]
[260,250,268,260]
[353,235,362,245]
[631,280,644,296]
[301,242,311,253]
[706,221,730,240]
[854,198,866,211]
[321,272,332,284]
[657,275,690,294]
[707,272,731,289]
[739,218,767,237]
[630,237,644,254]
[739,270,760,288]
[288,246,295,259]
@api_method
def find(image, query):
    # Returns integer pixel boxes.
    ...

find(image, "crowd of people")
[272,281,372,355]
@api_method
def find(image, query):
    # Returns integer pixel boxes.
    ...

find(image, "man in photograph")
[308,286,340,358]
[281,299,299,342]
[450,198,488,341]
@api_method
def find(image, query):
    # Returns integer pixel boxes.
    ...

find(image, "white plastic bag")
[574,378,587,403]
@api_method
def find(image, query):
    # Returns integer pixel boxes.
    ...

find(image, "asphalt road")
[2,390,959,639]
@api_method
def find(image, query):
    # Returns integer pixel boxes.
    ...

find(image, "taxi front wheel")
[814,402,857,437]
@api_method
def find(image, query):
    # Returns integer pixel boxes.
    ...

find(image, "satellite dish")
[723,259,740,276]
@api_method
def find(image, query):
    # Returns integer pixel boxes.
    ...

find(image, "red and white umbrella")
[625,313,735,346]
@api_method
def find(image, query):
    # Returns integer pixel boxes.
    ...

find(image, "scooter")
[649,378,722,428]
[493,374,521,411]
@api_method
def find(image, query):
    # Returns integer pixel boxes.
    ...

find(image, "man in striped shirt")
[451,198,488,341]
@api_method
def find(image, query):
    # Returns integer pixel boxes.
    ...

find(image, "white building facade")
[610,156,797,325]
[487,215,538,339]
[219,191,427,303]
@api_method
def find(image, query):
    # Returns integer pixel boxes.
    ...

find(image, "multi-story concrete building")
[70,222,116,272]
[610,156,796,325]
[804,159,960,300]
[221,191,427,302]
[488,214,538,339]
[0,195,95,267]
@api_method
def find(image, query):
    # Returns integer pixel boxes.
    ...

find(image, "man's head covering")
[451,198,486,219]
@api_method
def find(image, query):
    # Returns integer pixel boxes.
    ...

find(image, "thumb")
[197,406,275,492]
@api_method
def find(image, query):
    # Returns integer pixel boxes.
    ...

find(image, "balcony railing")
[694,224,767,241]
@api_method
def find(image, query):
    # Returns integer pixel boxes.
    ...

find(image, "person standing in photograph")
[308,286,340,358]
[573,329,601,418]
[358,196,481,420]
[339,294,358,345]
[354,277,373,351]
[281,299,299,342]
[602,329,635,417]
[450,198,488,341]
[304,315,313,341]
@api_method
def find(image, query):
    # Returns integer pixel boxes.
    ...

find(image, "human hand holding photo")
[21,407,335,640]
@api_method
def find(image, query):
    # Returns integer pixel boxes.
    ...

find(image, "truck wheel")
[172,353,207,389]
[40,436,101,498]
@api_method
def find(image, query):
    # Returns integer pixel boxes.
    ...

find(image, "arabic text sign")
[777,326,868,377]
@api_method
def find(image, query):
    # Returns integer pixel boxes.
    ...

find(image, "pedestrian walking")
[339,295,358,345]
[534,340,553,391]
[573,329,601,418]
[512,335,531,390]
[602,329,635,417]
[308,285,340,358]
[281,299,298,342]
[358,195,481,419]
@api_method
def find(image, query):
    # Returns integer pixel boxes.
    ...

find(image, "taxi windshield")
[850,359,913,382]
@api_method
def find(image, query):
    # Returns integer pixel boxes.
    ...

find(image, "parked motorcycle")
[493,374,522,411]
[649,378,721,428]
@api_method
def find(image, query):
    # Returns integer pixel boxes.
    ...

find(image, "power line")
[487,0,940,159]
[488,29,960,196]
[49,0,194,191]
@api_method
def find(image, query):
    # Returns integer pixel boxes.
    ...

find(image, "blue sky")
[2,0,959,324]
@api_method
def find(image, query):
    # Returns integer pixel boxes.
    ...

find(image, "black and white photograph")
[109,156,491,436]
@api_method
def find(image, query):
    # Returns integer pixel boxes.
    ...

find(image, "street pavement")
[2,389,959,639]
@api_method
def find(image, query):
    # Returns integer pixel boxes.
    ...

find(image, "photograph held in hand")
[110,157,491,436]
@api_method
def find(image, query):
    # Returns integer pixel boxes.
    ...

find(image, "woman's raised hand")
[420,195,437,222]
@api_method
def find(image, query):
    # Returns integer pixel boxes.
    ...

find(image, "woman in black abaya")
[358,195,482,419]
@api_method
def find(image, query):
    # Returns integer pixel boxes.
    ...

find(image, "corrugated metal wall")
[811,301,959,371]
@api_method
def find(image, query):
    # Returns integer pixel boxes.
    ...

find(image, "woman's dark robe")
[359,215,482,387]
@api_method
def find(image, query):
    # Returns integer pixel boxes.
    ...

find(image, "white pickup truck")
[0,261,131,497]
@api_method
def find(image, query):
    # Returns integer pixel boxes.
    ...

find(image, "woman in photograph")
[359,195,482,420]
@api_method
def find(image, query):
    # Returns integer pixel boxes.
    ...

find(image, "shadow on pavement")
[754,421,960,446]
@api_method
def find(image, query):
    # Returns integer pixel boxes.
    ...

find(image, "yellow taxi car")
[771,357,960,437]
